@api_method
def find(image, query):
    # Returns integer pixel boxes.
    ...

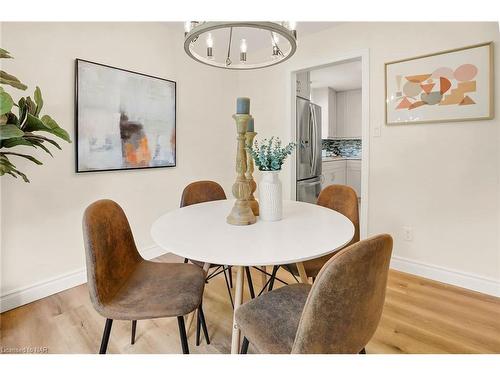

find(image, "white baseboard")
[0,245,167,313]
[390,255,500,298]
[2,249,498,313]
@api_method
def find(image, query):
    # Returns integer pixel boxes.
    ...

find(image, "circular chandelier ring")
[184,21,297,70]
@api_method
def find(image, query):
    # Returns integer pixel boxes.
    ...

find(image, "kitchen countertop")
[322,156,361,162]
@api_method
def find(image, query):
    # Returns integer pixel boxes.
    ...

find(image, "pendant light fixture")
[184,22,298,70]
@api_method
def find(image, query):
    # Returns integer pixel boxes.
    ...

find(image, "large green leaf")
[23,114,71,143]
[6,112,18,125]
[0,154,29,182]
[0,48,12,59]
[34,87,43,116]
[29,138,53,156]
[0,91,14,115]
[26,96,36,115]
[0,70,28,90]
[41,115,71,142]
[18,97,27,126]
[1,137,34,148]
[24,134,62,150]
[23,113,47,132]
[0,124,24,140]
[0,115,6,125]
[2,151,42,165]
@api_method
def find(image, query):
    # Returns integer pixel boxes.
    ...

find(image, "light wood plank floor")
[1,254,499,354]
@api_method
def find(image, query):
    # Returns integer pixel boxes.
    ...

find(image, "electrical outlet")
[403,226,413,241]
[373,127,381,137]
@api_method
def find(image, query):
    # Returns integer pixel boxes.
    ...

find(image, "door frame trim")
[288,49,370,239]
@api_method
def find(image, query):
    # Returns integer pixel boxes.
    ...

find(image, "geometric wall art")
[385,42,493,125]
[75,59,176,172]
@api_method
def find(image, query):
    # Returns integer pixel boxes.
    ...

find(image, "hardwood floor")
[1,254,499,354]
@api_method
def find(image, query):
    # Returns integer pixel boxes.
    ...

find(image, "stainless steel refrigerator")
[296,97,322,204]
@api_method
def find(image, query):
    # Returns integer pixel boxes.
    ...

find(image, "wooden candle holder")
[245,131,259,216]
[227,114,257,226]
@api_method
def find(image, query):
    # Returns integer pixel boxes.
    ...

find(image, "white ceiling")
[310,59,362,91]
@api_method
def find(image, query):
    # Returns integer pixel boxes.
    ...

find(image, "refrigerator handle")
[310,105,317,177]
[307,104,314,176]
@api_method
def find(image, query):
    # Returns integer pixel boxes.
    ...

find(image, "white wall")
[0,22,239,305]
[1,22,499,309]
[237,22,500,294]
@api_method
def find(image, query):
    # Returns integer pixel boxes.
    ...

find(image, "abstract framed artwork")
[75,59,176,172]
[385,42,494,125]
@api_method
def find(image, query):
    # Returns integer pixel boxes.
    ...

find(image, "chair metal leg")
[359,347,366,354]
[245,266,255,299]
[223,266,234,308]
[268,266,279,291]
[196,310,201,346]
[131,320,137,345]
[241,337,249,354]
[177,316,189,354]
[99,318,113,354]
[198,304,210,345]
[228,266,233,288]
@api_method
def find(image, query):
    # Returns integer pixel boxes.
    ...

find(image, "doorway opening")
[290,51,369,238]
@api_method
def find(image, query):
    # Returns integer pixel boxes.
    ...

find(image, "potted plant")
[0,48,70,182]
[247,137,295,221]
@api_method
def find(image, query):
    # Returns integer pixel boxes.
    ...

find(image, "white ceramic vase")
[259,170,283,221]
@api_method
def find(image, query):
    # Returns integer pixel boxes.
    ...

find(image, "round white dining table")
[151,199,354,354]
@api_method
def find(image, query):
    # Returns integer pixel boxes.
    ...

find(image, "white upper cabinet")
[311,87,336,139]
[334,89,362,139]
[296,71,311,100]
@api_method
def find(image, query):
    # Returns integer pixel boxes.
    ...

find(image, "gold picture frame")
[385,42,494,125]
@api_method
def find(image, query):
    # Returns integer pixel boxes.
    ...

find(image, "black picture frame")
[75,59,177,173]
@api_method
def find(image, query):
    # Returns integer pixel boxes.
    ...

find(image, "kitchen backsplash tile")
[322,139,362,157]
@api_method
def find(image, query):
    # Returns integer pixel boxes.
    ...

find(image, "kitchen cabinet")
[346,160,361,196]
[311,87,336,139]
[334,89,362,138]
[321,159,346,189]
[322,159,361,197]
[296,71,311,100]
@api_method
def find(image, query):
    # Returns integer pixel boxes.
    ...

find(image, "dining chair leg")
[268,266,279,291]
[177,316,189,354]
[131,320,137,345]
[245,266,255,299]
[223,266,234,308]
[228,266,233,288]
[196,310,201,346]
[240,337,249,354]
[359,347,366,354]
[198,304,210,345]
[99,318,113,354]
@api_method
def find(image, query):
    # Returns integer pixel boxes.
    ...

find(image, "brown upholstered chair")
[235,234,393,354]
[180,181,236,305]
[284,184,360,280]
[83,199,207,354]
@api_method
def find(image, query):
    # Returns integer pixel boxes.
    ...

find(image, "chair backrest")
[291,234,393,354]
[317,184,360,245]
[180,180,227,207]
[82,199,142,312]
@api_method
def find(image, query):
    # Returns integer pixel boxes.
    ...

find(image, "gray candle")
[247,118,254,132]
[236,97,250,114]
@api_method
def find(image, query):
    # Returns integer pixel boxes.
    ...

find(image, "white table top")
[151,200,354,267]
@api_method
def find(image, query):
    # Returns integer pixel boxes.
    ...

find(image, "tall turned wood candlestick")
[245,131,259,216]
[226,114,257,225]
